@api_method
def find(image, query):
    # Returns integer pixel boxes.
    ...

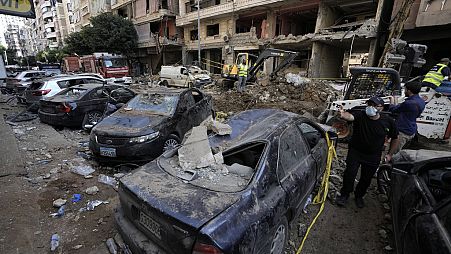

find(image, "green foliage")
[0,44,6,57]
[6,48,18,65]
[36,49,67,63]
[65,13,138,56]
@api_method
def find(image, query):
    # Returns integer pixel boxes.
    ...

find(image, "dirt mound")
[208,78,340,117]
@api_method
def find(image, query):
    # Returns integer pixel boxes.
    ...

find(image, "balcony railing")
[49,42,59,48]
[134,9,174,24]
[176,0,285,26]
[137,35,183,48]
[43,12,53,20]
[41,1,51,10]
[46,32,57,39]
[44,22,55,30]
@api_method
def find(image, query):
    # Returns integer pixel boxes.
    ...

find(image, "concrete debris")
[227,163,253,178]
[285,73,311,87]
[106,238,118,254]
[201,116,232,135]
[53,198,67,208]
[98,174,118,188]
[213,152,224,165]
[378,229,388,239]
[384,245,394,251]
[85,186,99,195]
[178,126,215,170]
[113,173,125,179]
[72,245,83,250]
[71,165,95,176]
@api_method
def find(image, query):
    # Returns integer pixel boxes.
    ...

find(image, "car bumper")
[38,111,82,127]
[115,207,167,254]
[89,137,164,163]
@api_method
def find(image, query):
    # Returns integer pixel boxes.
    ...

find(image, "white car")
[160,65,212,88]
[6,70,47,93]
[24,75,105,104]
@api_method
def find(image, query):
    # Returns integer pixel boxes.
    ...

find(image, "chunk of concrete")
[178,126,215,170]
[211,121,232,135]
[227,163,253,177]
[85,186,99,195]
[53,198,67,208]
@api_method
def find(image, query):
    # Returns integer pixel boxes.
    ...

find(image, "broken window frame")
[277,125,310,181]
[206,24,219,37]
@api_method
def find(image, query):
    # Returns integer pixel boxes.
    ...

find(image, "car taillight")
[57,103,71,113]
[192,242,223,254]
[32,89,51,96]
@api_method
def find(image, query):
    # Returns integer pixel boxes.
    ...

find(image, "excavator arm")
[247,48,299,81]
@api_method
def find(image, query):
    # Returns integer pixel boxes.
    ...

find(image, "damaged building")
[393,0,451,75]
[109,0,394,77]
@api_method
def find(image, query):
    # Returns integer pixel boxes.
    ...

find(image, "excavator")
[222,48,298,87]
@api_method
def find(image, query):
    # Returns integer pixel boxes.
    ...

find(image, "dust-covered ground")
[1,78,448,254]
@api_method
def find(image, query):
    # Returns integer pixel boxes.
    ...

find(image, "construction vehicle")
[221,48,298,86]
[80,53,129,79]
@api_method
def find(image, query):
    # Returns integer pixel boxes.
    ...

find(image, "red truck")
[62,56,82,73]
[80,53,129,78]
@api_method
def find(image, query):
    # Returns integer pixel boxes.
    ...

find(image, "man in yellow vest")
[422,58,450,89]
[237,59,248,93]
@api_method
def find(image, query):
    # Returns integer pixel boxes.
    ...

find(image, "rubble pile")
[208,77,340,117]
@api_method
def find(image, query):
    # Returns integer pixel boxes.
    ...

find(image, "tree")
[0,45,6,64]
[65,13,138,56]
[6,48,18,65]
[36,49,67,63]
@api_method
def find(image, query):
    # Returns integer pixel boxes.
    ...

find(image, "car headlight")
[129,132,159,143]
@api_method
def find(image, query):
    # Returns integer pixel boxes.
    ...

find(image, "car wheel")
[82,111,103,129]
[162,80,169,87]
[163,134,180,152]
[270,217,288,254]
[326,116,353,143]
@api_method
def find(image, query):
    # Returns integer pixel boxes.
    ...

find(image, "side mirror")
[182,70,188,75]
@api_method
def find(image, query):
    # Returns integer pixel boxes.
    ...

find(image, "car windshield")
[57,88,88,99]
[103,58,126,68]
[126,94,178,115]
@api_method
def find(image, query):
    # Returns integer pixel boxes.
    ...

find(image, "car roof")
[67,83,107,90]
[209,109,299,149]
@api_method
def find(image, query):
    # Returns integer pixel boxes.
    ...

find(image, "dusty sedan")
[89,88,212,163]
[115,109,332,254]
[38,83,135,128]
[381,150,451,254]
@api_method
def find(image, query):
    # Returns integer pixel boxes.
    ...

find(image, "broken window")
[297,122,322,149]
[190,29,198,40]
[161,0,168,9]
[206,24,219,37]
[149,22,160,34]
[59,88,88,99]
[126,94,178,115]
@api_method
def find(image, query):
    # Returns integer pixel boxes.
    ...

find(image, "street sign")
[0,0,36,19]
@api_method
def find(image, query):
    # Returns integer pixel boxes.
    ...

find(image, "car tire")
[82,110,103,130]
[269,217,289,254]
[326,116,353,143]
[162,80,169,87]
[163,134,180,152]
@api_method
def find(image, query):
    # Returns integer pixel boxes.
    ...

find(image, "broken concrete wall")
[309,42,345,78]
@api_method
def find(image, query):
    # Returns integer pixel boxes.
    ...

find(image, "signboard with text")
[0,0,35,18]
[417,96,451,139]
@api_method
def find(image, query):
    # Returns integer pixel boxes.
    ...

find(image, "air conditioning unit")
[223,34,229,42]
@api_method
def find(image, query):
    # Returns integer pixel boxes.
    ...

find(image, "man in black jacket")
[335,97,399,208]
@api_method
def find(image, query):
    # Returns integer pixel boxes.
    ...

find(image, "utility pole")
[197,0,201,67]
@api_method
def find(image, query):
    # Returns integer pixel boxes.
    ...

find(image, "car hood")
[120,163,241,229]
[93,111,167,136]
[193,73,211,80]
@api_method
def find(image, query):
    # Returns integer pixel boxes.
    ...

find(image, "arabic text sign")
[417,96,451,139]
[0,0,35,18]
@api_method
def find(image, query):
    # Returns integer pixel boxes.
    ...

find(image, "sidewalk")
[0,103,25,177]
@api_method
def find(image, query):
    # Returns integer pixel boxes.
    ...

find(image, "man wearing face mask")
[335,97,399,208]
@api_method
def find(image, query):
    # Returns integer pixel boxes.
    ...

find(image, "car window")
[126,94,178,115]
[278,125,310,179]
[90,88,109,99]
[23,73,33,78]
[297,122,323,149]
[57,80,69,89]
[180,67,187,74]
[181,92,196,109]
[57,88,88,99]
[192,90,203,103]
[84,78,103,84]
[436,200,451,234]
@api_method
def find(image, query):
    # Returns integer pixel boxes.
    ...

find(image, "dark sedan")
[115,109,332,254]
[89,87,212,163]
[38,83,135,128]
[382,150,451,254]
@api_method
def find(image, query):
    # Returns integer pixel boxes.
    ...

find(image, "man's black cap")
[367,96,384,106]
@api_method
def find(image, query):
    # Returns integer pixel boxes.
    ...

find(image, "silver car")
[6,71,47,93]
[24,75,105,104]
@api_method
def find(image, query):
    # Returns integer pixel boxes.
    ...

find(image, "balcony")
[137,35,183,48]
[41,0,51,10]
[134,9,174,24]
[177,0,286,26]
[49,42,59,48]
[46,32,57,39]
[44,22,55,30]
[111,0,131,10]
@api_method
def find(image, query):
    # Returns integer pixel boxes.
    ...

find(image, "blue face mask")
[365,106,377,117]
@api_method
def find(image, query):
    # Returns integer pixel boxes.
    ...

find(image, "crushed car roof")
[209,109,298,149]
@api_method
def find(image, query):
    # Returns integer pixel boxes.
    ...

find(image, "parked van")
[159,65,212,88]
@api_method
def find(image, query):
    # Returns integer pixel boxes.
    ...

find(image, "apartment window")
[190,29,198,40]
[206,24,219,37]
[161,0,168,9]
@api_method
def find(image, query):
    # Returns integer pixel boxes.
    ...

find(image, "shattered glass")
[126,94,178,115]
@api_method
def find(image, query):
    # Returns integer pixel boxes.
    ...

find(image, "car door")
[176,91,196,136]
[277,124,316,214]
[296,121,328,180]
[192,89,212,122]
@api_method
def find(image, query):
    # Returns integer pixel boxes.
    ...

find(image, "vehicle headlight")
[129,132,159,143]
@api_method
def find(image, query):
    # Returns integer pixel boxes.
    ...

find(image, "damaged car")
[89,87,212,163]
[379,150,451,254]
[115,109,334,254]
[39,83,135,128]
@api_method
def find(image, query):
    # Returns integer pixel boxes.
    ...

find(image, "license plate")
[139,212,161,239]
[100,147,116,157]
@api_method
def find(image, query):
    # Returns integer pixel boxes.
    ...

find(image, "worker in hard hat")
[422,58,450,89]
[237,58,248,93]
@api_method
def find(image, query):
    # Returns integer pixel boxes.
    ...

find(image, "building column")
[205,49,211,72]
[263,10,277,75]
[182,47,187,65]
[309,0,341,78]
[179,0,186,16]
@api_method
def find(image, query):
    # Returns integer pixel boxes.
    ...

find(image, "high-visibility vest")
[423,63,448,87]
[238,64,248,77]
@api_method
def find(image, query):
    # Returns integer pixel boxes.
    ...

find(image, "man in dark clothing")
[336,97,399,208]
[422,58,450,89]
[388,82,425,157]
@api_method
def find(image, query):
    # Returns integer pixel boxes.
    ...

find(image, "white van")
[159,65,212,88]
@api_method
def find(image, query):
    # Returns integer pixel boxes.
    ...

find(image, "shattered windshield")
[126,94,178,115]
[57,88,88,99]
[103,58,126,68]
